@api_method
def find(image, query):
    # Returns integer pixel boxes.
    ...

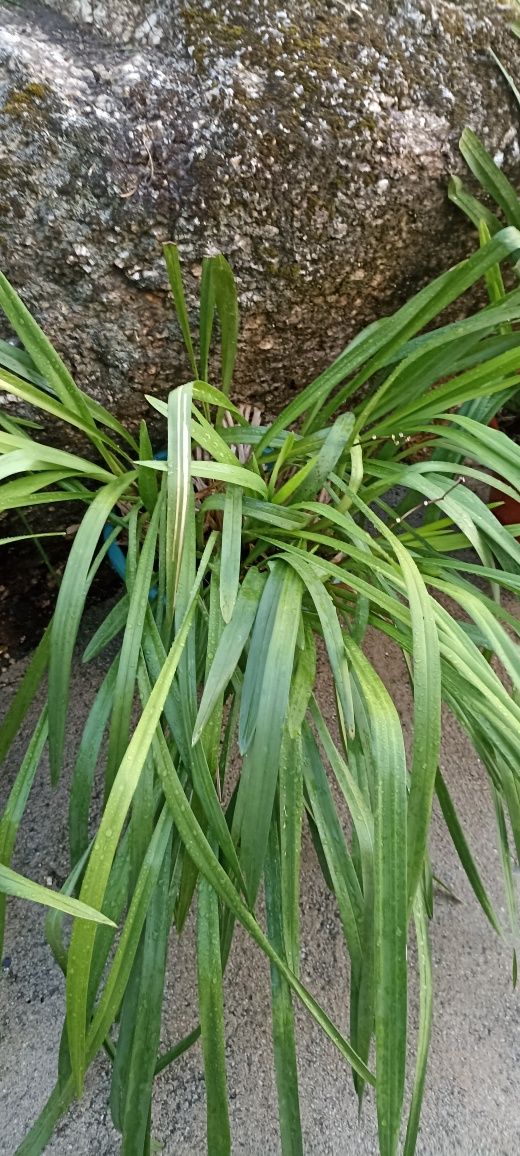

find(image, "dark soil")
[499,409,520,442]
[0,532,119,674]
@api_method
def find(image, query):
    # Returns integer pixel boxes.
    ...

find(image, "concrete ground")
[1,604,519,1155]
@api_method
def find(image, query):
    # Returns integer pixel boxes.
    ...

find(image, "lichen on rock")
[0,0,519,446]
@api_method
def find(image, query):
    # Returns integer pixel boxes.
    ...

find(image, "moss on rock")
[0,0,519,448]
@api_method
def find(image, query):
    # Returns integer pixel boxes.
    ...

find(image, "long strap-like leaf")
[345,638,408,1156]
[265,820,303,1156]
[197,842,231,1156]
[0,863,115,926]
[48,473,136,783]
[165,383,192,638]
[66,533,216,1094]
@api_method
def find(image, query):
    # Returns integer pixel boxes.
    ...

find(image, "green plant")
[0,862,116,924]
[449,46,520,419]
[2,235,520,1156]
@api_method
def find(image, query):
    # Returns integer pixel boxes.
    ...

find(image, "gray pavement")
[0,606,519,1154]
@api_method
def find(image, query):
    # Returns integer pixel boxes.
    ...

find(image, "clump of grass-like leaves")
[1,233,520,1156]
[449,55,520,419]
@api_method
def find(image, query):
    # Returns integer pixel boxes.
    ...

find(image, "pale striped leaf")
[165,383,193,638]
[48,474,136,783]
[197,843,231,1156]
[220,484,242,622]
[235,561,303,902]
[403,889,433,1156]
[0,863,115,925]
[278,729,304,976]
[344,637,408,1156]
[279,550,355,739]
[265,821,303,1156]
[193,567,265,743]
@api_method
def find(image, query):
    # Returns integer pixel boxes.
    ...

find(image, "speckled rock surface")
[0,1,519,437]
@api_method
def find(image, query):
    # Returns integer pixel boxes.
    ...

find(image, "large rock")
[0,0,519,435]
